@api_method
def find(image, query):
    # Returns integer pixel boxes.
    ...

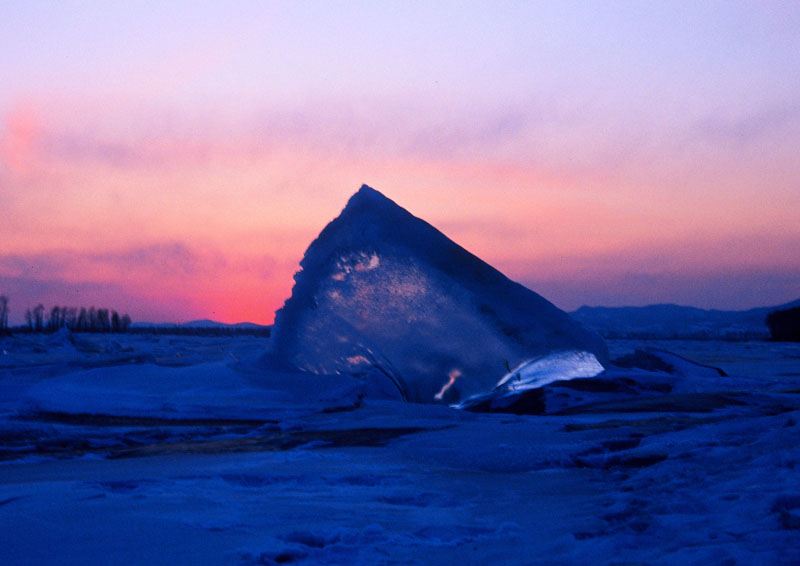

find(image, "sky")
[1,1,799,325]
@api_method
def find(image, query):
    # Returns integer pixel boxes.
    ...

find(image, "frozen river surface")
[1,333,799,565]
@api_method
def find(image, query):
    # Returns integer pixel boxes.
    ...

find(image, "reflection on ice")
[455,350,604,410]
[495,351,605,393]
[434,369,463,401]
[331,252,381,281]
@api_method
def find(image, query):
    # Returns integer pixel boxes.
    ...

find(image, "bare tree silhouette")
[48,305,61,330]
[111,311,120,332]
[7,301,132,333]
[33,304,44,331]
[77,307,88,331]
[97,308,110,331]
[766,306,800,342]
[0,295,8,333]
[65,307,76,329]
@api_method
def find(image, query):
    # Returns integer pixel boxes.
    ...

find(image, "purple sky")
[1,1,798,324]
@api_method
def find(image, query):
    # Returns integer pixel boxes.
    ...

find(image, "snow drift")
[264,185,608,403]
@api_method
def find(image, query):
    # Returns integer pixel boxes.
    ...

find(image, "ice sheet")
[2,334,800,565]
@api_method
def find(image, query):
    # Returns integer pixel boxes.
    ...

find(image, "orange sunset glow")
[1,2,799,325]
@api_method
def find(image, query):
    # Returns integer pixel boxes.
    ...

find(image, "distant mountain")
[129,320,271,336]
[228,322,271,330]
[571,298,800,340]
[180,319,270,329]
[130,321,177,329]
[180,319,221,328]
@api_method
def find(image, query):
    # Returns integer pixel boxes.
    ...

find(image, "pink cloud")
[1,104,41,178]
[1,96,798,320]
[691,102,800,146]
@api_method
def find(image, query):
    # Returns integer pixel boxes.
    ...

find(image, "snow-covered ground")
[1,332,799,565]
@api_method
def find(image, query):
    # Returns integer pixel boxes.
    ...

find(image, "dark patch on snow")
[1,417,282,461]
[556,393,747,415]
[95,479,160,494]
[771,494,800,530]
[221,474,299,488]
[271,525,391,556]
[0,432,108,461]
[614,453,668,468]
[243,548,309,565]
[33,437,95,458]
[317,394,364,413]
[378,492,439,507]
[459,370,680,416]
[82,493,107,501]
[612,349,675,373]
[600,498,653,535]
[413,524,495,543]
[591,438,643,453]
[22,411,276,427]
[331,474,400,487]
[550,376,640,393]
[570,434,665,471]
[287,426,441,448]
[572,452,668,470]
[98,480,141,493]
[281,531,336,548]
[461,388,546,415]
[563,414,730,433]
[109,426,439,458]
[647,348,728,377]
[0,495,26,507]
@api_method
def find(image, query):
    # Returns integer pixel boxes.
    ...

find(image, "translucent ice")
[454,350,605,412]
[492,351,605,393]
[265,185,608,403]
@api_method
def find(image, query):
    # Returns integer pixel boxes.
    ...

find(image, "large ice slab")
[265,185,608,403]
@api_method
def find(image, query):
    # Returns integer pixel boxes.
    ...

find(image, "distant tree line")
[766,307,800,342]
[0,295,8,334]
[128,325,271,337]
[0,295,272,337]
[21,304,132,333]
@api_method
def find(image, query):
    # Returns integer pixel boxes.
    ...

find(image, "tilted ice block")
[264,185,608,403]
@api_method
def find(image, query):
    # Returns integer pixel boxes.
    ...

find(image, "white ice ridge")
[494,351,605,393]
[453,350,605,411]
[263,185,608,404]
